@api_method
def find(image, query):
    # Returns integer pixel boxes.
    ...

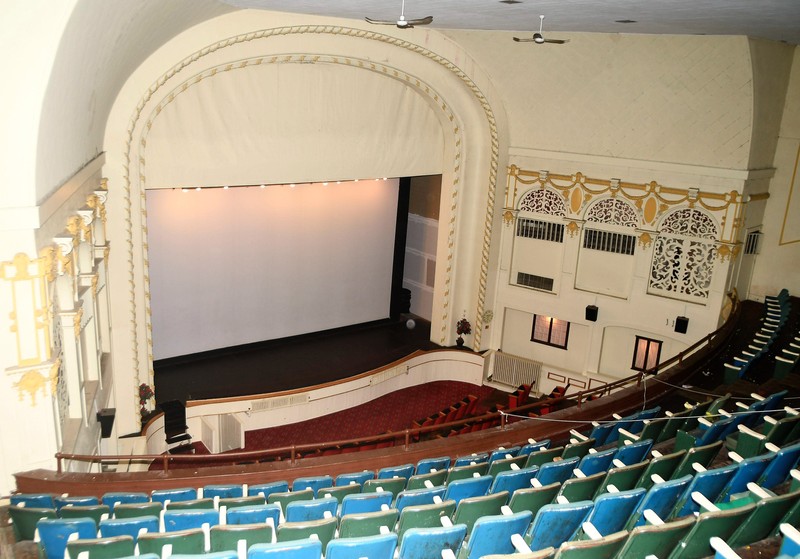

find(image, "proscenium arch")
[118,24,502,386]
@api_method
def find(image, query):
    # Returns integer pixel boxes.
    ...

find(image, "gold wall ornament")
[73,307,84,337]
[11,359,60,405]
[503,209,515,226]
[565,220,581,238]
[715,243,741,262]
[638,231,654,249]
[570,188,583,214]
[643,197,658,225]
[1,252,55,366]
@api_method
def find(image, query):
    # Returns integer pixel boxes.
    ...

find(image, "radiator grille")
[485,350,542,389]
[250,393,310,413]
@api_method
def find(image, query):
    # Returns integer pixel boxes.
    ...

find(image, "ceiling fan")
[513,15,569,44]
[365,0,433,29]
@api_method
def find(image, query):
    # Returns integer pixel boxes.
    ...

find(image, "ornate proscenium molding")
[506,166,746,244]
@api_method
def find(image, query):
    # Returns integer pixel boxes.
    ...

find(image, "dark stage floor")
[154,316,439,405]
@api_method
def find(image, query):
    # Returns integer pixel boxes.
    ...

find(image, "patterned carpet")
[244,380,497,450]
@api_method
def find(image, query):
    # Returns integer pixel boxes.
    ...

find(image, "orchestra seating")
[8,388,800,559]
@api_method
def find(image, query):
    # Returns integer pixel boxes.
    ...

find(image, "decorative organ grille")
[516,272,554,291]
[516,218,564,243]
[583,229,636,255]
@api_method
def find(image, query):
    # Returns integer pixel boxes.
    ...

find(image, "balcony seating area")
[7,387,800,559]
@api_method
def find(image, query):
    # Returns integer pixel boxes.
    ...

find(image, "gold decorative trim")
[508,168,744,243]
[638,231,654,249]
[1,251,56,366]
[122,25,499,359]
[779,142,800,246]
[73,307,84,337]
[10,358,61,406]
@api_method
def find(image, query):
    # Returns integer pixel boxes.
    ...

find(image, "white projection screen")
[147,179,399,360]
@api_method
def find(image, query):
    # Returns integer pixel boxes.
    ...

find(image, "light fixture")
[260,184,266,189]
[290,183,295,188]
[195,187,201,191]
[533,32,545,44]
[322,182,329,186]
[181,188,188,193]
[223,185,229,190]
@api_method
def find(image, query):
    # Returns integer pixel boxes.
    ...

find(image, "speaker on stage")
[160,400,192,449]
[96,408,115,438]
[585,305,598,322]
[675,316,689,334]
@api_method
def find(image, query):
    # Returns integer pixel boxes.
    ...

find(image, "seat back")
[210,523,275,554]
[671,441,723,480]
[339,509,399,538]
[452,491,509,536]
[218,496,266,511]
[415,456,451,475]
[101,492,149,513]
[166,499,215,510]
[588,423,614,447]
[669,502,755,559]
[626,474,692,530]
[558,472,604,503]
[487,455,527,477]
[490,466,539,495]
[536,457,579,486]
[151,488,198,507]
[325,532,398,559]
[136,528,206,557]
[11,493,56,509]
[595,460,649,496]
[396,500,457,542]
[577,448,616,477]
[657,408,692,443]
[525,447,565,469]
[99,515,160,540]
[362,478,406,496]
[553,529,628,559]
[636,450,686,489]
[445,463,489,484]
[225,504,281,527]
[55,496,99,510]
[518,440,551,456]
[284,496,338,522]
[66,535,136,559]
[37,517,98,559]
[508,482,561,516]
[406,470,447,491]
[291,475,333,497]
[203,485,244,499]
[560,439,595,461]
[614,515,695,559]
[335,471,374,487]
[275,516,338,550]
[758,440,800,488]
[377,464,415,481]
[340,491,393,516]
[717,453,773,502]
[461,510,532,559]
[614,439,653,466]
[267,488,315,512]
[162,509,220,532]
[397,524,467,559]
[248,481,290,500]
[580,487,645,537]
[526,501,594,550]
[113,502,162,519]
[727,488,800,548]
[488,447,521,463]
[395,486,447,512]
[8,505,56,541]
[58,504,110,527]
[453,453,488,468]
[320,484,362,505]
[248,538,322,559]
[671,463,738,518]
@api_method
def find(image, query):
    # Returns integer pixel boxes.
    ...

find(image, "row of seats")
[724,289,791,383]
[12,390,800,559]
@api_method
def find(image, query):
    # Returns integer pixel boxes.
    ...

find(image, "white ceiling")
[218,0,800,45]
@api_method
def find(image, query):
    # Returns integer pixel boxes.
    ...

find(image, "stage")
[153,316,438,405]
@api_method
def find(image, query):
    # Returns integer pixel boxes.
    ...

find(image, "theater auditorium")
[1,1,800,558]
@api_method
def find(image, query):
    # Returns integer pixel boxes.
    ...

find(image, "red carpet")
[244,381,496,450]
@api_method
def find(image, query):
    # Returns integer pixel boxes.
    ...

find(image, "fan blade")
[407,15,433,26]
[543,38,569,44]
[513,37,536,42]
[365,17,396,25]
